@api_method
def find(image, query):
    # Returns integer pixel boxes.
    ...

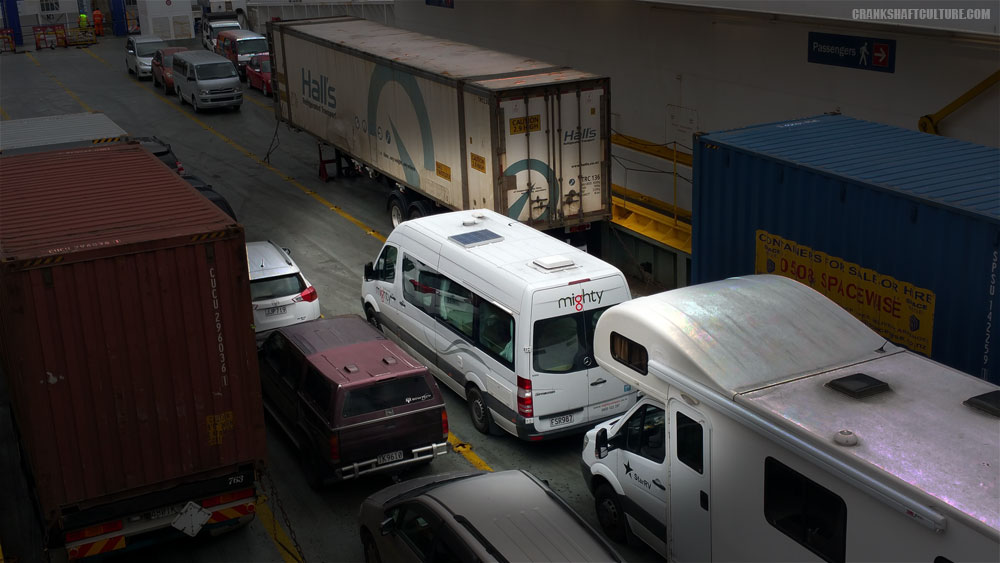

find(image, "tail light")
[175,161,185,175]
[329,433,340,463]
[201,487,255,508]
[517,376,533,417]
[65,520,123,542]
[441,409,449,439]
[295,286,318,303]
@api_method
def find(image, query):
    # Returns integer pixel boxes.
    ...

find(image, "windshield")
[196,62,238,80]
[532,306,610,373]
[238,38,268,55]
[259,59,271,73]
[163,54,175,67]
[342,376,435,419]
[211,24,240,39]
[137,42,167,57]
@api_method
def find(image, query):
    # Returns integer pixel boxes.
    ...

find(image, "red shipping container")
[0,144,265,550]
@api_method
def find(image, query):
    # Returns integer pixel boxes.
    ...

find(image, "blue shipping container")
[693,114,1000,383]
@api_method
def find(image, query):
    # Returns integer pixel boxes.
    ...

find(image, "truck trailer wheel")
[389,198,406,227]
[409,200,434,221]
[595,483,628,542]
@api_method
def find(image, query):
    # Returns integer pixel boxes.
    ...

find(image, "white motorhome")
[581,275,999,562]
[361,209,637,440]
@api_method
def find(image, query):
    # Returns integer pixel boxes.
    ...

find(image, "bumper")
[195,93,243,108]
[137,67,152,78]
[334,442,448,481]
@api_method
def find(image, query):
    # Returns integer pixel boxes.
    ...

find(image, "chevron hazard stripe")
[207,501,255,524]
[68,534,125,560]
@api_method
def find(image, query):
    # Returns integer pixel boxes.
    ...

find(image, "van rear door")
[529,275,633,431]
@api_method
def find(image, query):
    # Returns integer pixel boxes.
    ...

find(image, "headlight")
[234,88,242,94]
[200,89,210,96]
[582,434,590,449]
[139,62,150,69]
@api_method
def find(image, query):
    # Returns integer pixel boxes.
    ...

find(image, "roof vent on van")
[533,255,575,270]
[963,390,1000,418]
[462,218,479,226]
[448,229,503,248]
[382,356,397,366]
[344,364,359,374]
[826,373,890,399]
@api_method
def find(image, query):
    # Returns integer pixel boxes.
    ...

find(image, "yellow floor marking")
[144,82,387,243]
[83,47,109,66]
[448,432,494,472]
[0,106,10,120]
[256,495,304,563]
[26,52,40,66]
[48,75,93,112]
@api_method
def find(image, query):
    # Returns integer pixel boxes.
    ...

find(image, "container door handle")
[590,378,607,387]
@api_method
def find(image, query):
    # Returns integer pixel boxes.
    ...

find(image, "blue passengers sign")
[808,32,896,73]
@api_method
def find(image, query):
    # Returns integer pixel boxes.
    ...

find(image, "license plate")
[549,414,574,427]
[265,306,286,316]
[377,450,404,465]
[146,506,176,520]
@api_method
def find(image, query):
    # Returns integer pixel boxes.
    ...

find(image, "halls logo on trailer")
[302,69,337,117]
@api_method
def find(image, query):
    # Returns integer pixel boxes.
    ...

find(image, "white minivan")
[361,209,637,440]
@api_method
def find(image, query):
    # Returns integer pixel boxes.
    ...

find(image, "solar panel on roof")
[448,229,503,248]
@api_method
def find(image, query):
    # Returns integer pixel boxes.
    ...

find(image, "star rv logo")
[557,290,604,311]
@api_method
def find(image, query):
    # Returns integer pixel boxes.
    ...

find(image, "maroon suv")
[258,315,449,487]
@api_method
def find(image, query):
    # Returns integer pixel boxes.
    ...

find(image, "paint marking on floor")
[256,495,304,563]
[448,432,494,472]
[48,74,93,112]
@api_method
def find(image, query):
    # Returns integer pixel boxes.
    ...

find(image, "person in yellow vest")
[92,9,104,36]
[78,13,88,30]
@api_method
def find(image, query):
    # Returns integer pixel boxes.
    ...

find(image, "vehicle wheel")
[126,61,133,75]
[191,95,200,113]
[389,198,406,228]
[595,483,628,543]
[466,385,496,435]
[361,530,381,563]
[409,200,434,221]
[364,304,382,332]
[153,75,159,88]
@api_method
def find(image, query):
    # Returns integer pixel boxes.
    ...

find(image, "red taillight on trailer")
[329,433,340,463]
[65,519,123,542]
[517,376,533,417]
[201,487,255,508]
[441,409,449,439]
[296,286,318,303]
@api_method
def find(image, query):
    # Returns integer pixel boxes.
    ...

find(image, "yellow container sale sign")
[755,230,935,355]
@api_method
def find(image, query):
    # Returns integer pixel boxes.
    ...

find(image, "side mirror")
[596,428,609,459]
[379,516,395,536]
[127,48,135,54]
[363,262,374,281]
[281,247,291,256]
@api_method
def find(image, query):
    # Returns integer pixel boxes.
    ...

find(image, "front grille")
[209,88,236,95]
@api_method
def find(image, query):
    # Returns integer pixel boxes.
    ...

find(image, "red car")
[151,47,189,96]
[245,54,272,96]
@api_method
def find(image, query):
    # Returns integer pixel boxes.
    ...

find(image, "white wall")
[393,0,1000,150]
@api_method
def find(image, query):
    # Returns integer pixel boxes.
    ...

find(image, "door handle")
[700,490,709,511]
[653,478,665,491]
[590,378,607,386]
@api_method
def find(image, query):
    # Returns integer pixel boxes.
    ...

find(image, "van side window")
[301,367,332,419]
[374,245,397,282]
[764,457,847,563]
[623,404,666,462]
[478,300,514,369]
[675,411,703,474]
[438,278,473,339]
[402,254,440,315]
[611,332,648,374]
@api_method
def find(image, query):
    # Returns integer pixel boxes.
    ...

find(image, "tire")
[364,304,382,332]
[300,450,325,490]
[191,95,200,113]
[466,385,496,435]
[164,80,171,96]
[233,104,241,112]
[152,74,159,88]
[389,198,406,228]
[361,530,382,563]
[595,483,628,543]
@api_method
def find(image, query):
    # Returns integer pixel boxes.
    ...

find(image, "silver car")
[358,470,623,563]
[125,35,167,79]
[247,241,321,344]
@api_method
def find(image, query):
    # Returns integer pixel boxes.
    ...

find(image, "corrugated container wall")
[692,114,1000,383]
[0,144,266,520]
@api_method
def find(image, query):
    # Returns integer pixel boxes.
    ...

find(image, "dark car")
[151,47,189,95]
[358,470,624,563]
[259,316,449,488]
[135,136,184,174]
[181,174,238,220]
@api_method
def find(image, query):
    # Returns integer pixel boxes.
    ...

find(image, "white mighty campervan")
[581,275,999,562]
[361,209,637,440]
